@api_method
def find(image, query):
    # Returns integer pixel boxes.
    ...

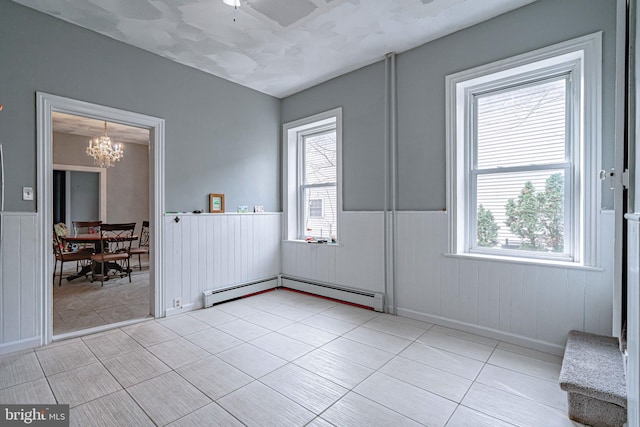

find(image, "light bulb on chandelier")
[86,121,124,168]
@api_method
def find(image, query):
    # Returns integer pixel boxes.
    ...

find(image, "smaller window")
[309,199,323,218]
[283,108,342,242]
[300,128,336,239]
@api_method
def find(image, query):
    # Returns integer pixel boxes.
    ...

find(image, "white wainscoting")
[0,209,615,356]
[395,211,614,354]
[0,212,41,354]
[163,213,281,315]
[625,213,640,426]
[281,211,385,295]
[280,210,614,354]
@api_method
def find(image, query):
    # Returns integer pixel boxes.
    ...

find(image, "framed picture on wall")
[209,193,225,213]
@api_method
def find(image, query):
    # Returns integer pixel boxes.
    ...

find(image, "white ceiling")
[13,0,537,98]
[53,112,150,145]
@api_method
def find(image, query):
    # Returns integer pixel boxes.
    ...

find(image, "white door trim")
[37,92,165,345]
[53,164,107,224]
[612,0,628,338]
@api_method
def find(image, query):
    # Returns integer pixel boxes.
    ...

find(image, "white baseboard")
[282,276,384,312]
[202,277,278,309]
[166,303,196,317]
[397,307,565,356]
[0,337,42,355]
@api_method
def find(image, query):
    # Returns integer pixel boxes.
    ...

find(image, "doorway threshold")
[52,315,153,342]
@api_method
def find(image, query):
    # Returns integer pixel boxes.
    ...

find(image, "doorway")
[51,115,151,336]
[52,165,107,228]
[37,92,165,344]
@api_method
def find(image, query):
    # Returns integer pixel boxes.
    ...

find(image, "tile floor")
[53,255,151,335]
[0,288,584,426]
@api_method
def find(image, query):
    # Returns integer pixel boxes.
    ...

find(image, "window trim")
[445,33,602,266]
[283,108,343,242]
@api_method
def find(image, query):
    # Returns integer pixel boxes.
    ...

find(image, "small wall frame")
[209,193,225,213]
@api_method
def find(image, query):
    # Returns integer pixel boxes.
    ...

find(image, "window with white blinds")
[446,33,602,265]
[472,76,571,256]
[300,129,337,239]
[283,108,342,242]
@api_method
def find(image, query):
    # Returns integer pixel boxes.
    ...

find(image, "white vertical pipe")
[390,52,398,315]
[384,55,390,312]
[383,52,399,315]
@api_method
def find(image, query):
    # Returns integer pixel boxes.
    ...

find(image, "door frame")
[53,164,107,226]
[37,92,165,344]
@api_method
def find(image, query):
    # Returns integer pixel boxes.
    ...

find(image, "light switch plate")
[22,187,34,201]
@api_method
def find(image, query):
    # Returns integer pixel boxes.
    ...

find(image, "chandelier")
[86,122,123,168]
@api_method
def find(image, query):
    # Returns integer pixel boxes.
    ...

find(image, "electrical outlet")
[173,297,182,308]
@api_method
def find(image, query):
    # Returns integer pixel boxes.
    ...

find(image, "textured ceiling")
[13,0,537,98]
[53,112,150,145]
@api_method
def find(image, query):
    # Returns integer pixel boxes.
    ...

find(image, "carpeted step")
[559,330,627,427]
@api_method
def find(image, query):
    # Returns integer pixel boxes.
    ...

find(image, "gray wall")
[53,132,150,225]
[280,62,386,211]
[281,0,618,211]
[0,0,280,213]
[69,171,99,225]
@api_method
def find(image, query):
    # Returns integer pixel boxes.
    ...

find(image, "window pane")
[303,186,337,239]
[304,131,336,185]
[476,78,567,169]
[309,199,323,218]
[476,170,565,252]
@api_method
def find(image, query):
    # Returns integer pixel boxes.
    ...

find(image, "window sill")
[443,252,603,271]
[283,239,342,247]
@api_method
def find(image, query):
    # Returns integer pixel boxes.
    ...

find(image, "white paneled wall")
[163,213,281,314]
[281,211,385,294]
[395,211,614,353]
[280,210,613,352]
[626,214,640,427]
[0,213,40,353]
[0,209,615,355]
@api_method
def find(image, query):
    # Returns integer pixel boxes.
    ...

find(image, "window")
[301,129,336,238]
[447,33,601,265]
[283,108,342,242]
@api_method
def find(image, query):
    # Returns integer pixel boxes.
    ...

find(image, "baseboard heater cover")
[203,277,278,308]
[281,276,384,312]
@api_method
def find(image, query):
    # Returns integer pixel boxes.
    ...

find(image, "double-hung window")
[447,34,601,265]
[283,108,342,242]
[299,127,337,239]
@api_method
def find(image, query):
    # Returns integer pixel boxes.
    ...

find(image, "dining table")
[64,233,138,281]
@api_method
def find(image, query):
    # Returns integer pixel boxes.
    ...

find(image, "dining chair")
[72,220,102,236]
[72,220,102,269]
[52,225,93,286]
[90,222,136,286]
[129,220,149,270]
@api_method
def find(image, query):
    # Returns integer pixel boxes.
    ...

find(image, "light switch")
[22,187,34,201]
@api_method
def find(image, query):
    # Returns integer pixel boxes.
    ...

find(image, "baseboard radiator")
[203,277,278,308]
[281,275,384,312]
